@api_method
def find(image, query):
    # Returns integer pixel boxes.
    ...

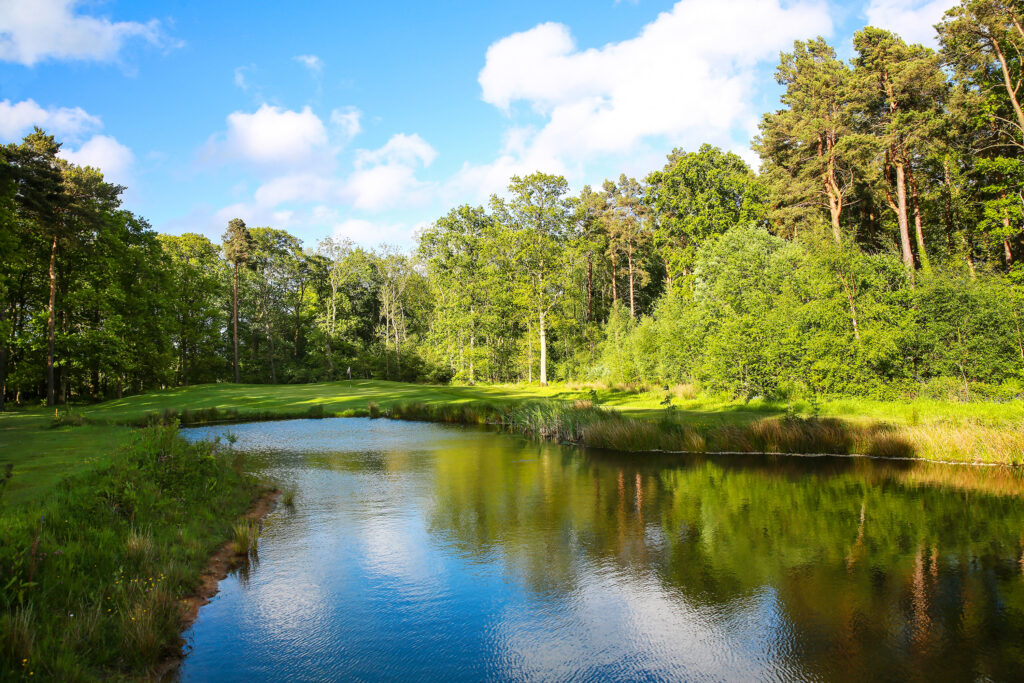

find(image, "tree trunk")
[586,255,593,323]
[611,254,618,306]
[822,131,843,243]
[907,167,930,272]
[1005,235,1015,267]
[47,233,57,407]
[294,281,305,359]
[991,33,1024,135]
[539,308,548,386]
[893,161,915,273]
[266,319,276,384]
[627,246,636,318]
[527,318,533,383]
[232,264,240,383]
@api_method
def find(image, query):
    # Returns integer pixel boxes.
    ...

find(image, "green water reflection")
[186,420,1024,681]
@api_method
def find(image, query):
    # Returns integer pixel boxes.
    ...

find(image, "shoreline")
[155,487,280,681]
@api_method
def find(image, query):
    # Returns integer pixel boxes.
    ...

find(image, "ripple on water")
[179,418,1024,682]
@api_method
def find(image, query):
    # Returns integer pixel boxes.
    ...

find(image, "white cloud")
[294,54,323,73]
[346,133,437,210]
[245,132,436,211]
[465,0,832,198]
[234,65,253,91]
[0,98,101,141]
[0,0,169,66]
[330,107,362,142]
[219,104,329,166]
[59,134,134,186]
[0,98,134,185]
[333,218,410,244]
[345,163,427,211]
[354,133,436,168]
[253,172,337,206]
[864,0,956,46]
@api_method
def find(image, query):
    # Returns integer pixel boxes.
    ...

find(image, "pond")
[179,417,1024,681]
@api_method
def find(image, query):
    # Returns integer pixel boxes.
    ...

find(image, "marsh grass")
[375,399,1023,463]
[281,489,296,508]
[231,520,260,556]
[0,424,259,679]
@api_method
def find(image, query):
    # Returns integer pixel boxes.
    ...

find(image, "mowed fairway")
[3,380,1023,507]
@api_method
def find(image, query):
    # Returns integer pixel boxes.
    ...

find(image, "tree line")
[1,0,1023,407]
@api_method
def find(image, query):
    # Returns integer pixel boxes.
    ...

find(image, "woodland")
[1,0,1023,409]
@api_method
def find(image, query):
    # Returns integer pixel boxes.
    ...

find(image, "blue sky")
[0,0,956,249]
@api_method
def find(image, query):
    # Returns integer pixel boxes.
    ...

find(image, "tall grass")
[0,424,260,679]
[377,400,1024,464]
[231,520,260,556]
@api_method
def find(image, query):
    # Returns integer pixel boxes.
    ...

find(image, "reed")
[231,520,260,555]
[372,399,1024,464]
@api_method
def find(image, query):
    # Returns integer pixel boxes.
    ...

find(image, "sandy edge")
[154,487,280,680]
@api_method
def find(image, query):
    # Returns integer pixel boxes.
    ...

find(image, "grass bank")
[0,424,263,680]
[385,399,1024,464]
[4,380,1021,468]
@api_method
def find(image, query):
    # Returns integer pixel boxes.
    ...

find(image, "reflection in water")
[180,418,1024,681]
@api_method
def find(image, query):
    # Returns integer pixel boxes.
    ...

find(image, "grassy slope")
[2,379,1022,505]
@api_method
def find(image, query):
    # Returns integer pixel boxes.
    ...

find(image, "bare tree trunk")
[992,33,1024,134]
[893,161,915,274]
[266,319,276,384]
[325,337,333,378]
[627,246,636,318]
[1005,235,1015,267]
[232,264,240,383]
[527,318,533,383]
[822,131,843,243]
[539,307,548,386]
[907,168,930,272]
[611,254,618,306]
[586,255,593,323]
[47,234,57,407]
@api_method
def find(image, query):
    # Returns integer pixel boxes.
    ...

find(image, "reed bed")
[379,400,1022,464]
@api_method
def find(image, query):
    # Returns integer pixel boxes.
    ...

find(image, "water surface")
[180,418,1024,681]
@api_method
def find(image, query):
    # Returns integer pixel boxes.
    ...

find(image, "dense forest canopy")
[1,0,1023,408]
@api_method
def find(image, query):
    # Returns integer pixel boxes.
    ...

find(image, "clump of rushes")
[0,424,259,679]
[306,404,325,419]
[231,520,260,556]
[282,489,296,508]
[367,401,382,418]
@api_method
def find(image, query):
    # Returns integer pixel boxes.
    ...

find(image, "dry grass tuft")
[670,383,699,401]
